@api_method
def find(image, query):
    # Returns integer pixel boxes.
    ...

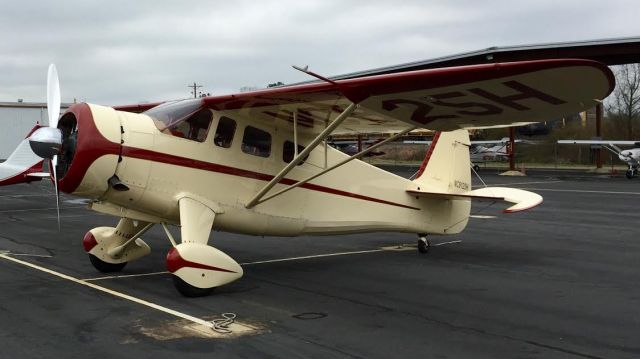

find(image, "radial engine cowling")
[54,103,122,198]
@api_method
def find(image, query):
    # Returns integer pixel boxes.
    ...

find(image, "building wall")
[0,102,69,160]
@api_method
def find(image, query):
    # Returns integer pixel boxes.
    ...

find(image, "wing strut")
[254,125,417,206]
[245,103,358,209]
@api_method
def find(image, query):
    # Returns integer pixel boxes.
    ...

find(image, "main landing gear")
[83,198,242,297]
[83,218,153,273]
[417,234,431,254]
[626,166,637,179]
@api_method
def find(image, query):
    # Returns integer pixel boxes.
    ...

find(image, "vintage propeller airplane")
[1,59,613,296]
[557,139,640,178]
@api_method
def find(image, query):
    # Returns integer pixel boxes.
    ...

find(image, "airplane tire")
[418,238,430,254]
[88,254,127,273]
[473,165,480,172]
[626,170,634,179]
[172,275,214,297]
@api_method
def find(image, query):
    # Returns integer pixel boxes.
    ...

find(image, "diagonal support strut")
[254,126,417,206]
[245,103,357,209]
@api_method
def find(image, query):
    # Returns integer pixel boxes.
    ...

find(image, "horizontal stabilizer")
[407,186,542,213]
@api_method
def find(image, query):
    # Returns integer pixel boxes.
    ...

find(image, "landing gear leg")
[626,166,637,179]
[417,234,431,254]
[165,197,243,297]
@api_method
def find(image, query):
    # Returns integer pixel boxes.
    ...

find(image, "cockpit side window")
[283,141,308,165]
[214,117,236,148]
[242,126,271,158]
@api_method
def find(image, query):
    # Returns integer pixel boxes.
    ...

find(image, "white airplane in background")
[0,59,612,297]
[0,124,48,186]
[557,139,640,178]
[405,138,526,171]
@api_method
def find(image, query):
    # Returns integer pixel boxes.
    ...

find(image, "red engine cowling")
[56,103,122,198]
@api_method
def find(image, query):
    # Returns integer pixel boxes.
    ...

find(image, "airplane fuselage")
[56,103,470,238]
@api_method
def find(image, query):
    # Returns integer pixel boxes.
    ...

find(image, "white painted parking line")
[0,194,55,198]
[240,249,385,265]
[83,271,169,281]
[0,253,216,329]
[434,240,462,246]
[0,205,85,213]
[82,249,389,281]
[8,253,53,258]
[485,180,562,186]
[82,243,464,281]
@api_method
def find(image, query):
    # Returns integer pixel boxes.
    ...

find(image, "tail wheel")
[88,254,127,273]
[418,235,431,254]
[172,275,214,297]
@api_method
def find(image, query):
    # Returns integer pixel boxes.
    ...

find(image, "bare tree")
[606,64,640,139]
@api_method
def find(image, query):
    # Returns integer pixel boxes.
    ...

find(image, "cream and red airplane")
[2,60,613,296]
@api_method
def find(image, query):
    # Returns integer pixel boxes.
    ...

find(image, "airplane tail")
[412,129,471,195]
[407,129,542,234]
[0,125,48,186]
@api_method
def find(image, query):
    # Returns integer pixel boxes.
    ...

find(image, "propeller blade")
[47,64,61,129]
[52,156,60,231]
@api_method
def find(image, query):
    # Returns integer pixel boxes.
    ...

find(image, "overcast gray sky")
[0,0,638,105]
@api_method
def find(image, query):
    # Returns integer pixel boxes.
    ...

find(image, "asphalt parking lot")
[0,168,638,359]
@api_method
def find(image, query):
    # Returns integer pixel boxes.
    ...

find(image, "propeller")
[29,64,62,230]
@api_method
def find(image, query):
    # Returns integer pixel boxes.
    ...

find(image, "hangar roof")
[0,101,72,109]
[334,36,640,80]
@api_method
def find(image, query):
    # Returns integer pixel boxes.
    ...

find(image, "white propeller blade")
[47,64,61,129]
[46,63,61,230]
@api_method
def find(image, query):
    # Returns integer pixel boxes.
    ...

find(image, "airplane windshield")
[144,99,203,132]
[143,99,212,142]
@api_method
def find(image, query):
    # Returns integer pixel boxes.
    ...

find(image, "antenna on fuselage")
[292,65,338,86]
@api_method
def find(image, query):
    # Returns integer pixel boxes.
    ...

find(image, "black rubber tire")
[88,254,127,273]
[418,239,430,254]
[473,165,480,172]
[626,170,634,179]
[172,275,214,297]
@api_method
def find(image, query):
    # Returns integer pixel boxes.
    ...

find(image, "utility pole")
[595,103,603,169]
[188,82,203,99]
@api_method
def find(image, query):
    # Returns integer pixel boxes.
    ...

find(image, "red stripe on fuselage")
[120,146,420,211]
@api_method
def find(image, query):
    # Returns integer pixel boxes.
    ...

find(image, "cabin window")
[145,99,212,142]
[242,126,271,157]
[214,117,236,148]
[283,141,308,165]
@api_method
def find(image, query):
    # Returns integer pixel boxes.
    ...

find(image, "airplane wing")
[0,125,47,186]
[558,140,639,146]
[202,59,613,135]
